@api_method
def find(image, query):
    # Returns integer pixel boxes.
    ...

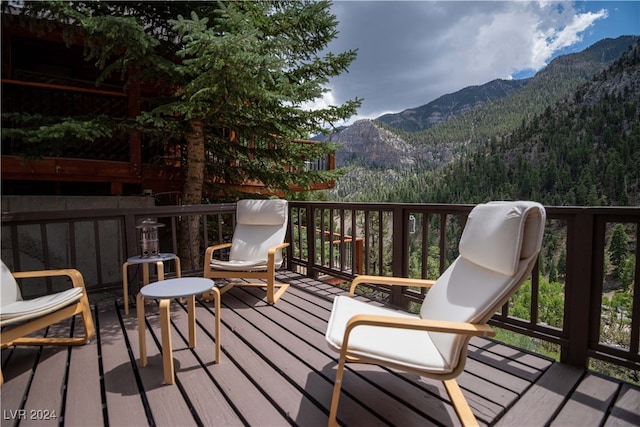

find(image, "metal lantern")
[136,218,165,258]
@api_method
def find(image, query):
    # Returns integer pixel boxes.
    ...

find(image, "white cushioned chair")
[203,199,290,304]
[325,201,546,426]
[1,260,96,385]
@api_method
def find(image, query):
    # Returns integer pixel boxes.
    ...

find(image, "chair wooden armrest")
[344,314,495,338]
[12,268,86,289]
[267,242,290,261]
[267,242,290,275]
[349,275,436,296]
[203,243,233,278]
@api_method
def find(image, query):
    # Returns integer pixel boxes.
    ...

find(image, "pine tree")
[8,1,361,267]
[609,224,629,282]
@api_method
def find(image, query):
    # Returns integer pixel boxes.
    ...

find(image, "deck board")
[2,272,639,427]
[551,373,619,426]
[64,315,103,427]
[210,301,329,426]
[22,346,66,427]
[99,305,150,427]
[495,363,584,426]
[173,302,288,427]
[121,307,199,427]
[221,288,392,426]
[607,384,640,426]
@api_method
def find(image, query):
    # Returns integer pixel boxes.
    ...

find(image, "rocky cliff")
[317,119,446,169]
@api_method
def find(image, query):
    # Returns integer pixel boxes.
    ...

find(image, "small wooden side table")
[122,253,181,315]
[137,277,220,385]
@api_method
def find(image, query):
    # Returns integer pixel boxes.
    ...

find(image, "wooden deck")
[2,271,639,427]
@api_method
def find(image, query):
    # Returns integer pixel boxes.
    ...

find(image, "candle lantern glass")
[135,218,165,258]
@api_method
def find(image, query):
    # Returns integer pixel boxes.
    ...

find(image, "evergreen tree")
[609,224,629,282]
[7,1,360,267]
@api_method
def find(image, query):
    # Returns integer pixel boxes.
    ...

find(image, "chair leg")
[265,274,290,304]
[444,378,478,427]
[79,293,96,342]
[266,283,290,304]
[328,356,347,427]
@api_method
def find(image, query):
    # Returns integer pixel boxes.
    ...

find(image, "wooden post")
[562,210,595,368]
[391,206,408,308]
[355,237,364,275]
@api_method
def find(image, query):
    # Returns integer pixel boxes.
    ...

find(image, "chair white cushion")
[420,201,544,367]
[459,201,534,276]
[0,287,83,326]
[326,296,451,373]
[227,200,288,267]
[1,260,22,306]
[236,199,287,226]
[210,259,269,272]
[229,224,287,264]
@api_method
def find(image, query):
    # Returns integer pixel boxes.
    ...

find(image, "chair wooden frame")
[325,201,546,427]
[1,268,96,385]
[328,276,495,427]
[203,241,290,304]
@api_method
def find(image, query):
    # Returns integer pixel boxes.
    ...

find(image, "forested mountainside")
[401,36,639,148]
[377,78,530,132]
[380,36,638,138]
[326,36,639,204]
[364,39,640,206]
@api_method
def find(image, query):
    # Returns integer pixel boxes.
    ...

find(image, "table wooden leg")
[142,263,150,285]
[159,299,174,385]
[210,287,221,363]
[188,295,196,348]
[137,293,147,367]
[156,261,165,281]
[175,257,181,278]
[139,263,151,305]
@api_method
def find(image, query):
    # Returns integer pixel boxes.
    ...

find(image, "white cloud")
[323,1,611,123]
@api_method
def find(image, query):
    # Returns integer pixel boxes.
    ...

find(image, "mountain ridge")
[315,35,639,198]
[385,38,640,206]
[376,78,530,132]
[376,35,639,133]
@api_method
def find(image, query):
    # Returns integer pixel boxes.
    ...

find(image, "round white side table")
[136,277,220,385]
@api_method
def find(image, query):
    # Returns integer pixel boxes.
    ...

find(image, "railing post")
[355,237,364,275]
[305,204,317,278]
[562,210,595,368]
[390,205,409,308]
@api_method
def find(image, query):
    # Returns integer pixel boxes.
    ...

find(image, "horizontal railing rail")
[2,201,638,374]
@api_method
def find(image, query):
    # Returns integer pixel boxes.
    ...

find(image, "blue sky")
[315,1,639,124]
[511,0,640,77]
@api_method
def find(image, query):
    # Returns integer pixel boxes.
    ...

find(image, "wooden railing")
[1,202,638,374]
[288,201,640,373]
[292,225,363,278]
